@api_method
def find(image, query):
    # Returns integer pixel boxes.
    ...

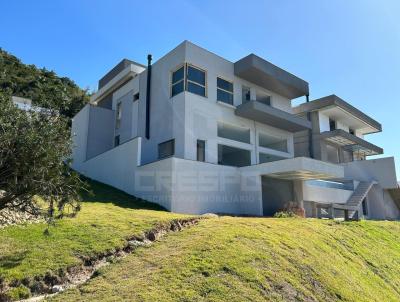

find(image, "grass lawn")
[50,217,400,302]
[0,179,186,284]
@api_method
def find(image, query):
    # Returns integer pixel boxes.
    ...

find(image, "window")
[133,93,140,102]
[171,66,185,97]
[197,140,205,162]
[158,139,175,159]
[256,91,271,106]
[218,144,251,167]
[242,86,251,103]
[114,135,120,147]
[171,64,207,98]
[217,122,250,144]
[329,119,336,131]
[259,153,286,164]
[217,77,233,105]
[349,128,355,135]
[258,133,288,153]
[116,102,122,129]
[187,64,206,97]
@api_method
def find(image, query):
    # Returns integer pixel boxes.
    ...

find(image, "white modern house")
[71,41,400,220]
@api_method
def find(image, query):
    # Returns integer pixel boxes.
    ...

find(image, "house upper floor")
[90,40,311,132]
[80,41,384,168]
[293,95,383,162]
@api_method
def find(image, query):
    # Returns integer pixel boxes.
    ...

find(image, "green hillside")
[50,217,400,302]
[0,48,89,118]
[1,180,400,301]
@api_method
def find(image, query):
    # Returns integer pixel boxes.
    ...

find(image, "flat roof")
[234,54,309,99]
[294,95,381,133]
[98,59,146,89]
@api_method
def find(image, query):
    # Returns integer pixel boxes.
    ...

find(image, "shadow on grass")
[0,250,28,269]
[79,177,167,212]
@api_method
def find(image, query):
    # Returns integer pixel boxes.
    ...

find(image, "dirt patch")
[0,217,202,302]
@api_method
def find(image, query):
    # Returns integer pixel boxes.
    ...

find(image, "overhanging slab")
[235,100,311,132]
[321,129,383,156]
[234,54,309,99]
[240,157,344,180]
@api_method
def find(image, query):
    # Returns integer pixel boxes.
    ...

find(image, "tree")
[0,92,83,218]
[0,48,90,120]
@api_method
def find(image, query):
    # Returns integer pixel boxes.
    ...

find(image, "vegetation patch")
[49,217,400,302]
[0,179,189,301]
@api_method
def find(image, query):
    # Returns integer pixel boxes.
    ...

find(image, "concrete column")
[293,180,305,210]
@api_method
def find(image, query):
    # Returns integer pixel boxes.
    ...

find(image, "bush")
[0,92,84,219]
[6,285,31,300]
[274,211,299,218]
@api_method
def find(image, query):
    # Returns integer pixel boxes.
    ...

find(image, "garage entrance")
[262,176,294,216]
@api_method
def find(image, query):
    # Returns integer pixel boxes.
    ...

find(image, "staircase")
[332,181,376,219]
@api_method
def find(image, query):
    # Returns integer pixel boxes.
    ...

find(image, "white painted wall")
[71,104,90,168]
[367,185,400,220]
[342,157,398,189]
[319,112,330,132]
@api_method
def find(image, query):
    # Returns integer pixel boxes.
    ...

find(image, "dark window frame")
[197,139,206,162]
[171,65,185,97]
[170,63,207,98]
[133,92,140,102]
[158,139,175,159]
[217,77,234,105]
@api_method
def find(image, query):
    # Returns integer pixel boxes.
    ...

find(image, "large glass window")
[171,64,206,97]
[187,65,206,97]
[217,77,233,105]
[258,133,288,153]
[158,139,175,159]
[218,145,251,167]
[171,66,185,97]
[217,122,250,144]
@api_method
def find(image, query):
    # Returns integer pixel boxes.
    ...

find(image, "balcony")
[234,54,309,99]
[320,129,383,156]
[235,100,311,132]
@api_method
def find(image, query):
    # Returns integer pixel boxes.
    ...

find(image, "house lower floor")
[71,137,400,220]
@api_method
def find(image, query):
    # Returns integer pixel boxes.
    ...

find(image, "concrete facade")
[70,41,399,220]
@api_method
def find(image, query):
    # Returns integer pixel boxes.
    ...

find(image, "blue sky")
[1,0,399,176]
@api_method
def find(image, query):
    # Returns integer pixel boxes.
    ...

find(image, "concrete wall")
[169,158,262,215]
[342,157,398,189]
[112,77,140,144]
[366,185,400,220]
[71,104,90,168]
[138,42,187,164]
[182,41,294,166]
[77,138,142,196]
[86,106,115,159]
[72,134,262,215]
